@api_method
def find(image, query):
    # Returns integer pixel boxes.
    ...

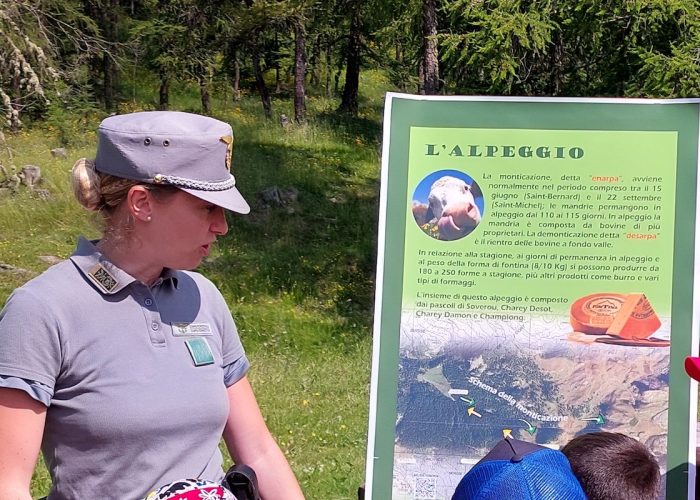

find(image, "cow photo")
[412,170,484,241]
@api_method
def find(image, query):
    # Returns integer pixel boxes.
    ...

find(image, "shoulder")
[177,269,217,287]
[3,259,79,310]
[174,270,219,292]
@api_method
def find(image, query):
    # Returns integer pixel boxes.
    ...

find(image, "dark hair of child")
[561,431,661,500]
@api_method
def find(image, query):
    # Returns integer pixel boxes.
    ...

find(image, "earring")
[146,216,152,222]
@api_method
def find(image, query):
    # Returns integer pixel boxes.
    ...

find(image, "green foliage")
[44,86,102,146]
[0,0,58,128]
[0,0,104,129]
[6,0,700,132]
[372,0,423,90]
[441,0,557,94]
[440,0,700,97]
[629,4,700,97]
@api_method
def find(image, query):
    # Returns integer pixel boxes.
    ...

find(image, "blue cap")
[94,111,250,214]
[452,439,586,500]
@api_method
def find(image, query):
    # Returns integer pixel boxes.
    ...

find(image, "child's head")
[561,431,660,500]
[452,438,586,500]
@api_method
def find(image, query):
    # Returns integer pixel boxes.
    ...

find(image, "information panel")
[366,94,700,500]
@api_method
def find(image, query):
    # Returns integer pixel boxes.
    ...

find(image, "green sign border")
[368,95,699,499]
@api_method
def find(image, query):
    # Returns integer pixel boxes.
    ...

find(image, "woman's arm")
[0,388,46,499]
[222,376,305,500]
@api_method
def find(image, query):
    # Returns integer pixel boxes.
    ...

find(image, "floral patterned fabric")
[144,479,236,500]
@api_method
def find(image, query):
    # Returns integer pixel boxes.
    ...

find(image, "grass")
[1,69,395,499]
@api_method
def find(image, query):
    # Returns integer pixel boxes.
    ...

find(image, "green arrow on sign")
[581,413,606,426]
[518,419,537,435]
[459,396,475,406]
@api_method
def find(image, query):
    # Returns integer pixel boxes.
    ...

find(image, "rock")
[258,186,299,209]
[0,263,33,276]
[279,114,291,129]
[7,167,20,193]
[38,255,62,265]
[259,186,282,207]
[51,148,67,158]
[279,187,298,204]
[19,165,41,188]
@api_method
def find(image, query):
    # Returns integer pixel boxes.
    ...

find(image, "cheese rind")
[569,293,627,335]
[569,292,661,339]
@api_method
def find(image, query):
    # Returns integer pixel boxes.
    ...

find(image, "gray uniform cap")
[95,111,250,214]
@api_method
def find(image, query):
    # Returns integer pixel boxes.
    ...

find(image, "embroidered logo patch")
[171,322,213,336]
[87,263,118,293]
[185,337,215,366]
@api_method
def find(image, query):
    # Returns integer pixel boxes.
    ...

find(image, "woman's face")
[146,190,229,270]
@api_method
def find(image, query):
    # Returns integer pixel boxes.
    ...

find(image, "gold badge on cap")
[220,135,234,171]
[87,263,119,293]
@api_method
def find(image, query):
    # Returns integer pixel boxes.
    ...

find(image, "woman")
[0,111,305,499]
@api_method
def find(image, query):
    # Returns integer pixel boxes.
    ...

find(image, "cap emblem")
[220,135,233,171]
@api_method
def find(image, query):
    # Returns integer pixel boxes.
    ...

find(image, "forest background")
[2,0,700,498]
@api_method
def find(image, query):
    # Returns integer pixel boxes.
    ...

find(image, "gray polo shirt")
[0,238,250,499]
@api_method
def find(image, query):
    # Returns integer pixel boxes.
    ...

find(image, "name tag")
[185,337,214,366]
[171,322,213,336]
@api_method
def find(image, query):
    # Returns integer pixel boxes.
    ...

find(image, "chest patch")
[185,337,215,366]
[171,322,213,336]
[87,263,119,293]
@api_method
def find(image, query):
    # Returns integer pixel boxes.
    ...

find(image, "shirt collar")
[70,237,179,294]
[151,268,180,290]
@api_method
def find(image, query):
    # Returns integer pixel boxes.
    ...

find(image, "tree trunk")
[159,70,169,110]
[334,66,341,94]
[338,4,362,114]
[103,55,115,111]
[548,30,563,95]
[548,1,562,96]
[233,47,241,101]
[417,58,424,94]
[309,34,321,86]
[251,42,272,119]
[199,76,211,115]
[102,0,120,111]
[421,0,439,95]
[294,19,307,124]
[83,0,103,105]
[325,44,333,97]
[274,30,282,93]
[395,41,406,91]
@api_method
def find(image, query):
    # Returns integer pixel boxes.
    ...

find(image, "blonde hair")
[71,158,179,245]
[71,158,139,214]
[71,158,179,215]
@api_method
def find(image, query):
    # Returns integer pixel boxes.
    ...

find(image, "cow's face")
[428,176,481,240]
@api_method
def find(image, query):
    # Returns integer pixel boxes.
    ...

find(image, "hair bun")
[71,158,103,211]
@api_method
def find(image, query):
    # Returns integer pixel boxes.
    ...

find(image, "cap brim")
[181,186,251,214]
[685,357,700,382]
